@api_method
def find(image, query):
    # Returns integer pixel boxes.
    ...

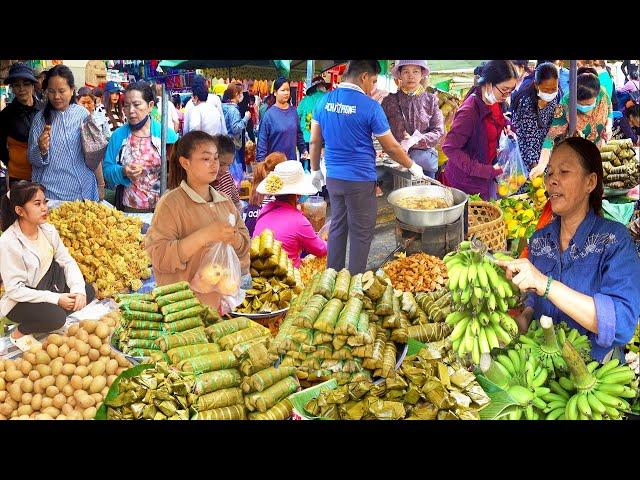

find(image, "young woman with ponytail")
[145,131,250,311]
[0,181,95,351]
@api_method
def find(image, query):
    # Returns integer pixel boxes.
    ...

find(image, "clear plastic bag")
[191,214,243,313]
[495,133,529,197]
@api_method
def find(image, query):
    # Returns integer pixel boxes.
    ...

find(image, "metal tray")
[108,330,143,365]
[229,307,289,319]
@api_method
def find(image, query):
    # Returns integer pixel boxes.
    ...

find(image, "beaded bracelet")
[543,275,553,299]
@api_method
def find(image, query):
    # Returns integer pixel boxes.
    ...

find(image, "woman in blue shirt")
[256,77,307,163]
[497,137,640,362]
[28,65,99,202]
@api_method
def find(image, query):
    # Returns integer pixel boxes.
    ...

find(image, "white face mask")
[537,90,558,102]
[484,85,497,105]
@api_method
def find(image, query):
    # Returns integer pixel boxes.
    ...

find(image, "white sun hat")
[256,160,318,196]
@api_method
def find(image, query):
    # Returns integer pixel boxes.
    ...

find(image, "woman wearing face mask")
[0,63,44,185]
[103,81,179,213]
[28,65,99,202]
[441,60,518,200]
[497,138,640,364]
[0,181,96,351]
[256,77,308,163]
[510,63,560,183]
[530,68,613,179]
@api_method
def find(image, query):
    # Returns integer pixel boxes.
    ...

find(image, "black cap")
[4,63,38,85]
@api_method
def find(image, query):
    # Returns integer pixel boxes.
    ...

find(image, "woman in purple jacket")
[442,61,518,200]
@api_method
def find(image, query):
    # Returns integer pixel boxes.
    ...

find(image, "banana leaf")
[167,343,221,364]
[334,297,363,336]
[195,387,244,411]
[249,366,297,392]
[156,288,196,308]
[219,326,269,351]
[313,268,337,299]
[163,316,204,333]
[160,298,201,316]
[164,305,204,323]
[248,398,292,420]
[332,268,351,301]
[192,405,246,420]
[313,298,343,334]
[177,350,237,373]
[195,369,243,395]
[155,327,208,352]
[152,281,190,298]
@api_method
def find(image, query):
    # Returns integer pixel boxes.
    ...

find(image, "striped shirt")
[28,104,99,201]
[212,169,240,205]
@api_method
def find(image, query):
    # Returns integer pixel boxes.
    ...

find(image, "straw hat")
[256,160,318,196]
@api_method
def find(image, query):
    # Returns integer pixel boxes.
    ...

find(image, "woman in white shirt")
[183,82,227,136]
[0,181,95,350]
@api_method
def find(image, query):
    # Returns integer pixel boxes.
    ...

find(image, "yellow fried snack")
[48,200,152,299]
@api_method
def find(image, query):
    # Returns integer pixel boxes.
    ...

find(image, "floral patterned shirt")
[121,135,161,210]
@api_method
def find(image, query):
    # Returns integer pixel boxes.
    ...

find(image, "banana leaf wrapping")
[407,322,452,342]
[122,309,164,322]
[347,313,374,347]
[294,294,329,328]
[219,326,269,351]
[152,281,190,298]
[351,370,373,383]
[252,258,265,271]
[167,343,221,364]
[348,273,364,300]
[292,327,314,345]
[313,268,337,299]
[301,357,321,371]
[321,359,343,372]
[155,327,208,351]
[192,405,246,420]
[248,398,292,420]
[126,301,159,313]
[127,339,160,350]
[250,236,260,258]
[163,316,204,333]
[286,349,307,360]
[195,387,243,411]
[314,344,333,359]
[313,298,344,334]
[129,348,164,357]
[342,359,363,373]
[381,341,397,378]
[334,297,363,336]
[362,295,375,311]
[195,369,242,395]
[128,320,165,331]
[332,268,352,301]
[238,344,276,376]
[178,350,238,373]
[147,351,171,363]
[279,356,300,368]
[312,332,333,345]
[164,305,204,323]
[599,144,621,155]
[155,289,196,308]
[290,273,320,315]
[276,248,288,277]
[375,284,394,316]
[258,229,274,258]
[352,344,373,358]
[127,329,165,340]
[249,366,297,392]
[205,317,258,342]
[285,259,296,286]
[367,328,389,370]
[332,335,348,350]
[245,376,299,413]
[115,292,154,303]
[391,314,410,343]
[231,336,271,358]
[401,292,420,319]
[332,346,353,360]
[160,296,200,316]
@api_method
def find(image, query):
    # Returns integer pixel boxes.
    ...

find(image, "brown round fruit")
[88,349,100,361]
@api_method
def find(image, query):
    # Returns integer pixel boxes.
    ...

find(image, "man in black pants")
[309,60,425,274]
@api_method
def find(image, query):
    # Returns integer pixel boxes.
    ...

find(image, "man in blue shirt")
[309,60,425,274]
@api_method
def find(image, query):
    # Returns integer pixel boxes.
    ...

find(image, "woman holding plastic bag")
[442,60,518,200]
[145,131,250,314]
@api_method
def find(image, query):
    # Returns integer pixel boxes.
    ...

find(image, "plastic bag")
[495,134,528,197]
[318,220,331,242]
[191,213,242,300]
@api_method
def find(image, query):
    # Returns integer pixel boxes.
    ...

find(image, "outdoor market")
[0,58,638,421]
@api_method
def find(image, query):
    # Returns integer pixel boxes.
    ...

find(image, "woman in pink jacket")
[253,160,327,267]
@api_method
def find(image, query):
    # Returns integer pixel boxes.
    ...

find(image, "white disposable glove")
[408,161,425,179]
[311,169,325,191]
[529,148,551,180]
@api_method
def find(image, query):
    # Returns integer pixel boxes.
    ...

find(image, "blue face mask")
[576,102,596,113]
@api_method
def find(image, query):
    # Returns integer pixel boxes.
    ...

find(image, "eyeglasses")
[11,81,33,89]
[494,84,515,97]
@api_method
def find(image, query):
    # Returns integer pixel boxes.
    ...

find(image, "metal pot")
[387,185,468,227]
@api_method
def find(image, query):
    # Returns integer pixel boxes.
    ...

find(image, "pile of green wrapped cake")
[113,282,217,357]
[303,338,491,420]
[271,268,447,388]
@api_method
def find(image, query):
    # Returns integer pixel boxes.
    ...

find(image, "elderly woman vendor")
[497,137,640,362]
[145,131,250,311]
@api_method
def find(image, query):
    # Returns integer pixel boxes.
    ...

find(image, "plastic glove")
[408,161,425,179]
[529,149,551,180]
[311,169,325,191]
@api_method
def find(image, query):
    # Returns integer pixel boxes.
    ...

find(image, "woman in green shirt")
[529,68,612,179]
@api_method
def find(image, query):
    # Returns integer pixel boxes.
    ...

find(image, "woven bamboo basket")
[467,201,507,251]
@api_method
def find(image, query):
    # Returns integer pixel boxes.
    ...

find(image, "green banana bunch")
[481,346,552,420]
[559,342,638,420]
[526,319,591,361]
[519,315,574,378]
